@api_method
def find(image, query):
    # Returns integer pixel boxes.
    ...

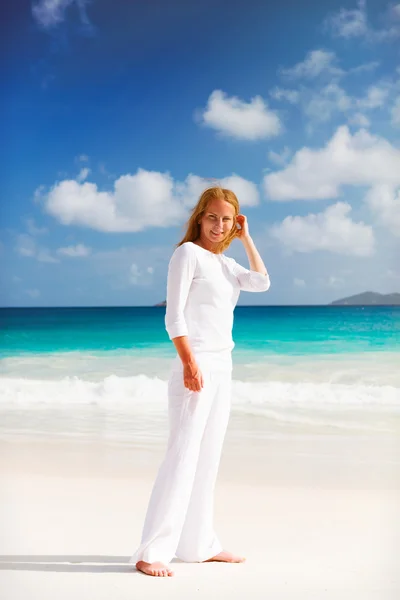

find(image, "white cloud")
[16,234,59,263]
[273,62,394,127]
[301,81,391,128]
[264,126,400,201]
[26,218,48,236]
[326,84,353,111]
[319,275,345,288]
[33,185,46,204]
[329,275,344,287]
[270,202,375,256]
[77,154,89,162]
[304,83,352,123]
[174,174,211,209]
[349,112,371,128]
[98,162,114,179]
[77,167,90,182]
[16,234,36,257]
[328,276,344,287]
[324,0,368,39]
[365,185,400,236]
[376,3,400,40]
[268,147,291,166]
[324,0,400,42]
[57,243,91,257]
[12,276,22,284]
[175,173,259,208]
[293,278,306,287]
[391,96,400,125]
[174,173,260,208]
[357,84,390,109]
[281,49,343,79]
[26,289,40,299]
[42,169,259,232]
[130,263,140,284]
[348,61,380,75]
[89,244,168,292]
[269,87,300,104]
[127,262,155,286]
[217,175,260,206]
[32,0,91,29]
[43,169,184,232]
[199,90,281,140]
[36,249,59,263]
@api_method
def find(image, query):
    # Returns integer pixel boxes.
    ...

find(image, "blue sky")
[1,0,399,306]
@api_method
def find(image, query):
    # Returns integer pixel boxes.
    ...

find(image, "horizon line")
[1,303,399,309]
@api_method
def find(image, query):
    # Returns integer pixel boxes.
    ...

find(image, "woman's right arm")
[165,244,203,392]
[171,337,203,392]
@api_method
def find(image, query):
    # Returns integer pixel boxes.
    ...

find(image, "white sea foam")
[1,351,399,437]
[0,373,399,430]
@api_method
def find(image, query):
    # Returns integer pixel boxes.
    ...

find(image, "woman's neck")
[193,239,219,254]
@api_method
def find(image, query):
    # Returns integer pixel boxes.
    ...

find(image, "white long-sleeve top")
[165,241,270,371]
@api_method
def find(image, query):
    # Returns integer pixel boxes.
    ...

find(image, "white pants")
[129,368,232,564]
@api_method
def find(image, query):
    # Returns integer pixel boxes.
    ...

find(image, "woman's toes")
[135,560,174,577]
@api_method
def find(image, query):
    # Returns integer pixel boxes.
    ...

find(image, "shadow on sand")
[0,555,183,574]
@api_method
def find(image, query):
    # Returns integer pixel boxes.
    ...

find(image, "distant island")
[154,300,167,307]
[330,292,400,306]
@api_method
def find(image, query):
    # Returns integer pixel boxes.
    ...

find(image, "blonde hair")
[177,186,239,253]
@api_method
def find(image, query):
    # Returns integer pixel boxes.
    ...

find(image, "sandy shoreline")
[1,433,399,599]
[1,418,399,486]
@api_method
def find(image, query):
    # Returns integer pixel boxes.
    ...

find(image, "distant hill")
[154,300,166,307]
[330,292,400,306]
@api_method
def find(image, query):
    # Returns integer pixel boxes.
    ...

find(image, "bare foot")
[136,561,174,577]
[204,551,246,563]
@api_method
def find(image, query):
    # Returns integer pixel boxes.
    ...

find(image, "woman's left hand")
[235,214,250,241]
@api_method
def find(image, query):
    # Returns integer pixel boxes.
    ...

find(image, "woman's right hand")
[183,360,204,392]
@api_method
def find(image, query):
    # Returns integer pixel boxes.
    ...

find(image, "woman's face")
[198,198,236,248]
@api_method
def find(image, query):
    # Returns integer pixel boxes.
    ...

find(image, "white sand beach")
[1,422,399,600]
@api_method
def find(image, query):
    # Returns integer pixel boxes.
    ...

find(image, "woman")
[130,186,270,577]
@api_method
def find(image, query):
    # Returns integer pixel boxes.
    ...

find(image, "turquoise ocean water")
[1,306,399,441]
[1,306,399,357]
